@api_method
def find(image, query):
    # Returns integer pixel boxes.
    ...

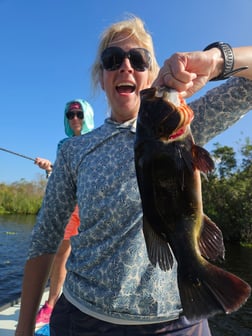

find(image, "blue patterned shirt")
[28,77,252,324]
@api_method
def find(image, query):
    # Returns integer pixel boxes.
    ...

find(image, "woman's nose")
[119,57,133,72]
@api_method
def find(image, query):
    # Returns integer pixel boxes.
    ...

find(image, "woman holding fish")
[15,15,252,336]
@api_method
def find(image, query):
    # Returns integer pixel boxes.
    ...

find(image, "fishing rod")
[0,147,35,162]
[0,146,53,178]
[0,147,53,172]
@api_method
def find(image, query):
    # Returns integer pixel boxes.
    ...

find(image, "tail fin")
[178,260,251,321]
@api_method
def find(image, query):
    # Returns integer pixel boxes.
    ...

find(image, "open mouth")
[116,83,136,94]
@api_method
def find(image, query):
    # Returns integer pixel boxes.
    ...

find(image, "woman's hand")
[153,46,252,98]
[153,48,223,98]
[34,157,53,173]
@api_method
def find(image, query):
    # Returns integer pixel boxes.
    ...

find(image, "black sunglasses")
[101,47,151,72]
[66,111,84,120]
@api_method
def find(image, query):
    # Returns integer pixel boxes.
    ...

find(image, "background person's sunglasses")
[101,47,151,72]
[66,111,84,120]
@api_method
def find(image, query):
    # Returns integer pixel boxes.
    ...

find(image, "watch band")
[203,42,248,81]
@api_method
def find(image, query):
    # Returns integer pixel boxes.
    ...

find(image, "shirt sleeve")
[27,143,77,259]
[189,77,252,146]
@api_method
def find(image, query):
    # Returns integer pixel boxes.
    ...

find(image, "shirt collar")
[105,117,137,133]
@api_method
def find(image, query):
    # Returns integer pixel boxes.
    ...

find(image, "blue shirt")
[28,77,252,324]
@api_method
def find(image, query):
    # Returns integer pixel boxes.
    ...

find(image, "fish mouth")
[116,82,136,94]
[155,86,194,133]
[155,86,181,107]
[139,86,194,141]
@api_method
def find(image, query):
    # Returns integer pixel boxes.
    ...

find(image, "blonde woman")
[16,16,252,336]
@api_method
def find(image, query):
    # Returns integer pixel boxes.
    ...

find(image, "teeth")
[117,83,134,87]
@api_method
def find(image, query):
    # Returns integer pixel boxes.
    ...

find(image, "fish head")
[137,86,194,141]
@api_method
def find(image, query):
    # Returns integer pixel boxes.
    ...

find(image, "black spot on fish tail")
[177,259,251,321]
[198,214,225,261]
[142,215,173,271]
[192,145,215,173]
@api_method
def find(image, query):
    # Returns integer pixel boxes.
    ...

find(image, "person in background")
[34,99,94,328]
[16,15,252,336]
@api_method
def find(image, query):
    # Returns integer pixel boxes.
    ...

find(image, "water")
[0,214,35,306]
[0,215,251,335]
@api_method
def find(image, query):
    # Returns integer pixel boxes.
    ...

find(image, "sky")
[0,0,251,183]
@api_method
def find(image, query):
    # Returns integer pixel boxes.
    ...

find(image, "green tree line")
[202,137,252,245]
[0,175,47,215]
[0,139,252,244]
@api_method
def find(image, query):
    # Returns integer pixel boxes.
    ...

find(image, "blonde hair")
[91,15,160,93]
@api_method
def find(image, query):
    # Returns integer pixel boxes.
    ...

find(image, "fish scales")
[134,86,251,321]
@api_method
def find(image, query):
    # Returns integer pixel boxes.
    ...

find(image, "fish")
[134,86,251,321]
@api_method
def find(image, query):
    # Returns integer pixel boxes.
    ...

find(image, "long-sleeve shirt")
[28,77,252,324]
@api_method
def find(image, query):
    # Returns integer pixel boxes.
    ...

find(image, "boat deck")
[0,289,49,336]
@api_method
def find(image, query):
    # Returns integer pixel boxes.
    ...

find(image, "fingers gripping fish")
[134,86,251,321]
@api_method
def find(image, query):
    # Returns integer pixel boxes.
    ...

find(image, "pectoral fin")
[198,214,225,261]
[142,215,174,271]
[192,145,215,173]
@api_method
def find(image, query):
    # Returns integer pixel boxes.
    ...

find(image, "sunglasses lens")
[66,111,84,120]
[66,112,72,120]
[77,112,84,119]
[101,47,124,71]
[101,47,151,71]
[130,49,150,71]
